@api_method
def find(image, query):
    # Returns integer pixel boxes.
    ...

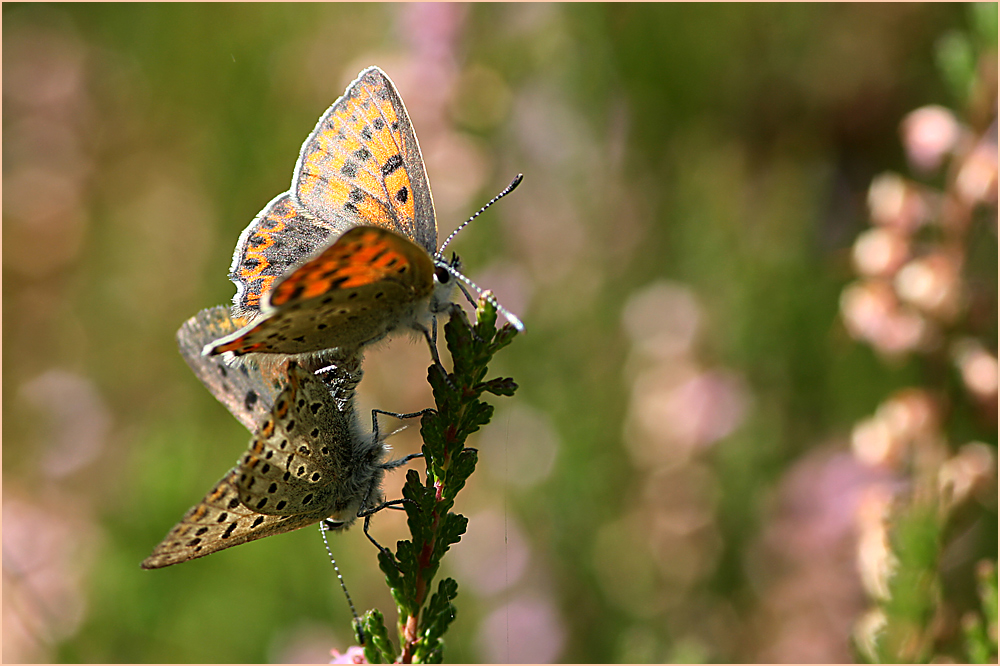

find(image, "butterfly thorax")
[323,427,390,528]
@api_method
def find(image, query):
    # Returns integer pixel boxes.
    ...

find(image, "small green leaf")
[478,377,518,396]
[456,402,494,442]
[436,514,469,554]
[491,323,520,351]
[361,609,395,664]
[962,611,991,664]
[976,560,997,631]
[414,578,460,663]
[378,547,403,589]
[420,578,459,633]
[441,450,478,501]
[474,295,499,335]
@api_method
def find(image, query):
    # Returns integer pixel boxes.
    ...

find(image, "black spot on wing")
[381,154,403,177]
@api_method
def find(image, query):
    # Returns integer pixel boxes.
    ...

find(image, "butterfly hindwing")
[229,193,341,321]
[205,226,436,356]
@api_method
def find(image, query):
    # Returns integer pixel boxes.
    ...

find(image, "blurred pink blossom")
[938,442,997,510]
[621,281,702,361]
[901,105,961,174]
[450,510,531,597]
[330,645,367,664]
[18,369,111,478]
[851,227,910,278]
[840,280,932,356]
[851,416,899,468]
[855,485,898,601]
[627,367,748,465]
[3,25,88,110]
[477,595,565,663]
[867,172,931,231]
[951,338,999,399]
[479,404,559,488]
[748,449,894,662]
[3,495,100,663]
[894,252,963,321]
[875,388,940,453]
[955,123,998,205]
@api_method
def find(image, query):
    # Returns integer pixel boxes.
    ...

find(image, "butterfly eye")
[434,265,451,284]
[322,518,346,530]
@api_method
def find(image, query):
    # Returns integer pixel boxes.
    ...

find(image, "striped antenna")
[434,174,525,331]
[436,174,523,256]
[319,522,364,644]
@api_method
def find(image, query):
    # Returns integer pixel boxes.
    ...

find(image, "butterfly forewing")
[293,66,437,255]
[140,472,327,569]
[206,66,451,361]
[177,306,281,431]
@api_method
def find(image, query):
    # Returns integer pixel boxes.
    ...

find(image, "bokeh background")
[3,3,996,663]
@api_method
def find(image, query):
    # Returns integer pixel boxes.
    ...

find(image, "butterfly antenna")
[319,523,364,644]
[436,173,523,256]
[437,261,525,332]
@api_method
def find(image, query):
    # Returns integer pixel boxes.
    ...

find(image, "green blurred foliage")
[3,3,995,663]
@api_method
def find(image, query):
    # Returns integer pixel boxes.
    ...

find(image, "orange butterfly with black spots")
[206,66,490,362]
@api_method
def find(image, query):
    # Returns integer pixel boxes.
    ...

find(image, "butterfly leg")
[380,452,424,470]
[359,497,418,566]
[454,279,477,308]
[414,321,457,390]
[371,407,434,436]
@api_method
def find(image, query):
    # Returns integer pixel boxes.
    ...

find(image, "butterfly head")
[429,253,461,315]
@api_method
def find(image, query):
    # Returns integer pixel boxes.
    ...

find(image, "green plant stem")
[361,295,518,664]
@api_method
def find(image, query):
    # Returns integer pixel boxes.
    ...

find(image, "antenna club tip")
[479,289,525,332]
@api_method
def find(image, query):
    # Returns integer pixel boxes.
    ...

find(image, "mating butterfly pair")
[143,66,519,568]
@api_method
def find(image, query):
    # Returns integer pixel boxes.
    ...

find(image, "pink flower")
[330,645,367,664]
[901,105,961,174]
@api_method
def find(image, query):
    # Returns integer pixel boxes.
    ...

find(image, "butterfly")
[203,66,469,362]
[142,360,408,569]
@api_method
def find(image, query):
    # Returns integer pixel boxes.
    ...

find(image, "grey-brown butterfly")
[142,360,413,569]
